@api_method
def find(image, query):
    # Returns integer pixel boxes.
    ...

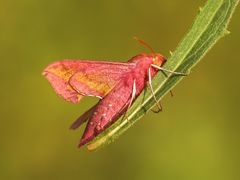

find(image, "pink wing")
[42,60,134,103]
[70,105,97,130]
[79,78,135,146]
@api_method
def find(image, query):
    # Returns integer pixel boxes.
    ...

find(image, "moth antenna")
[133,36,155,54]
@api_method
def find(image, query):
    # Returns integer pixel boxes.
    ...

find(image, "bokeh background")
[0,0,239,180]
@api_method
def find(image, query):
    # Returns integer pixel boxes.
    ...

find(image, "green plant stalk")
[87,0,239,151]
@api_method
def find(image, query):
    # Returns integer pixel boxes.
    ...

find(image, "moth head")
[152,54,167,67]
[132,37,167,67]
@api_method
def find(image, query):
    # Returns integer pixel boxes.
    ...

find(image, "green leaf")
[87,0,239,151]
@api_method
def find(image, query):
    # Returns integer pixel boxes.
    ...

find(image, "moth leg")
[121,79,137,123]
[148,67,162,113]
[128,79,137,110]
[151,64,187,76]
[154,67,174,98]
[151,102,163,113]
[126,79,137,122]
[151,64,185,98]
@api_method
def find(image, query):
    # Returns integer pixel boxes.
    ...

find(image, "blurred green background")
[0,0,239,180]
